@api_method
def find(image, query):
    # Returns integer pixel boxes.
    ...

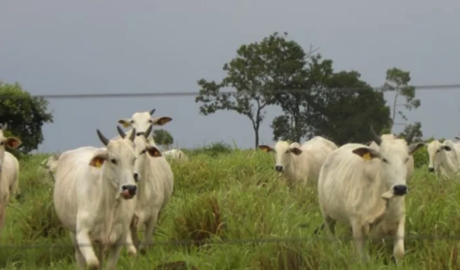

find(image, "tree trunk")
[254,126,259,149]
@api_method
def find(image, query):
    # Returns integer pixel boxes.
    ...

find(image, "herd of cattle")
[0,110,459,269]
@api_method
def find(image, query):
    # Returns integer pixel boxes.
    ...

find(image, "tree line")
[195,32,422,148]
[0,31,422,155]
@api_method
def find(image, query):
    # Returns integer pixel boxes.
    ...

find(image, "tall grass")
[0,146,458,269]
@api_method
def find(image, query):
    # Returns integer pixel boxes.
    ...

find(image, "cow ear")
[5,137,21,149]
[290,146,302,155]
[258,145,273,153]
[152,116,172,126]
[146,146,162,157]
[408,143,424,155]
[352,147,381,161]
[118,119,132,128]
[90,152,108,168]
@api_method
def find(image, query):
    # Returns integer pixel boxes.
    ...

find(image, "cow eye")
[130,120,134,123]
[148,119,153,123]
[110,159,117,164]
[141,149,146,154]
[285,150,289,154]
[382,158,388,163]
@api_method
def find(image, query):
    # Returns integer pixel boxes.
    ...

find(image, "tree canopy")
[0,81,53,154]
[153,129,174,150]
[196,32,421,147]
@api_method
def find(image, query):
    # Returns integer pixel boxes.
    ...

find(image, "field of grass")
[0,143,459,270]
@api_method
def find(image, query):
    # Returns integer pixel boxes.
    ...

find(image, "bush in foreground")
[0,147,459,269]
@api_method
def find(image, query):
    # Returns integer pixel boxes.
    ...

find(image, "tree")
[271,51,334,142]
[0,81,53,154]
[196,32,308,148]
[382,68,420,132]
[153,129,174,150]
[304,70,391,145]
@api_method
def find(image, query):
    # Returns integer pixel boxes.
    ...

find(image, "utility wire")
[13,83,460,100]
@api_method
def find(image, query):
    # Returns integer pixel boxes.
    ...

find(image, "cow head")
[353,125,424,199]
[0,123,21,167]
[117,109,172,136]
[89,128,138,200]
[259,141,303,173]
[117,125,162,183]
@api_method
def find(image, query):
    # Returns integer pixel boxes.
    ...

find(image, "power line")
[20,83,460,100]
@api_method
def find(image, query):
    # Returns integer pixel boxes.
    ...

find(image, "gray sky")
[1,0,459,153]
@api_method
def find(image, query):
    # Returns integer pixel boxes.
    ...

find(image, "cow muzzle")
[393,185,408,196]
[275,165,283,172]
[428,167,434,172]
[121,185,137,199]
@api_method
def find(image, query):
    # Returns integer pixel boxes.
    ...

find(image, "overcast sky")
[1,0,459,153]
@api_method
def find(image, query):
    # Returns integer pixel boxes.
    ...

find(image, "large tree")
[0,81,53,154]
[271,53,333,142]
[195,32,309,148]
[300,69,391,145]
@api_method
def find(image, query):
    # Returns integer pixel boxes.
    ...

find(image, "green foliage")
[192,141,232,157]
[0,81,53,154]
[2,149,460,269]
[196,32,307,148]
[152,129,174,149]
[383,68,421,130]
[305,70,391,145]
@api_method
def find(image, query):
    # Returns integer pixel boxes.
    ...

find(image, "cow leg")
[105,242,123,270]
[139,212,159,255]
[76,230,99,270]
[351,221,369,262]
[125,225,138,257]
[126,213,140,256]
[392,217,405,265]
[96,243,105,270]
[70,232,86,270]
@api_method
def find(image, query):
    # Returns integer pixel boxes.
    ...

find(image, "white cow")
[366,134,415,184]
[116,126,174,255]
[258,136,338,187]
[115,109,172,146]
[53,128,143,270]
[427,139,460,179]
[0,124,21,237]
[162,149,189,164]
[317,127,424,264]
[37,153,60,184]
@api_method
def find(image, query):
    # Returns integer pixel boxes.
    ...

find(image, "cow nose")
[393,185,408,196]
[133,173,139,182]
[122,185,137,196]
[275,165,283,172]
[428,167,434,172]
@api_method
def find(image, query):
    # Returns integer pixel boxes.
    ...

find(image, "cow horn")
[370,125,382,145]
[405,126,417,145]
[149,109,156,115]
[96,129,110,146]
[144,125,153,138]
[117,126,127,139]
[128,128,136,142]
